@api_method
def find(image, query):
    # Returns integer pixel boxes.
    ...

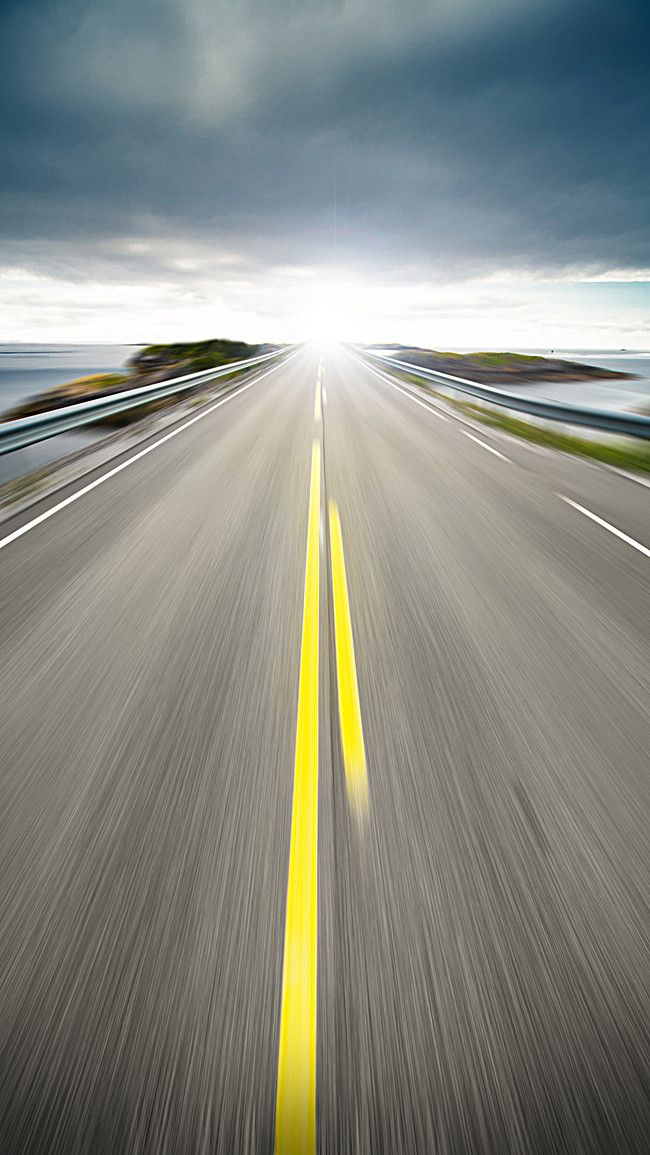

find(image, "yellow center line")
[314,381,322,422]
[275,439,321,1155]
[329,500,369,818]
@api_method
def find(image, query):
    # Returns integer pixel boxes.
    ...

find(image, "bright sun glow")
[298,281,360,343]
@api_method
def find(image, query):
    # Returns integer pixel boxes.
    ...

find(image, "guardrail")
[0,347,290,455]
[360,349,650,441]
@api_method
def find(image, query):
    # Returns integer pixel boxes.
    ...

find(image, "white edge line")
[0,352,298,553]
[353,355,448,421]
[461,429,511,462]
[559,495,650,559]
[605,464,650,491]
[351,350,563,462]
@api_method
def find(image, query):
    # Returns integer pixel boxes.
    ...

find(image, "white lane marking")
[461,429,511,462]
[605,465,650,491]
[0,354,298,553]
[356,357,448,420]
[559,496,650,559]
[348,351,544,460]
[322,388,327,406]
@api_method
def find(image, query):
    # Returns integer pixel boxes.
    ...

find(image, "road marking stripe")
[559,496,650,559]
[366,358,514,459]
[350,352,529,459]
[461,429,511,462]
[349,355,448,420]
[0,354,298,554]
[329,500,369,818]
[314,381,322,422]
[322,387,327,406]
[605,464,650,490]
[275,439,321,1155]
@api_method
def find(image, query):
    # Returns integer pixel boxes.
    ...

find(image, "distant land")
[370,346,636,386]
[1,338,282,426]
[1,341,637,427]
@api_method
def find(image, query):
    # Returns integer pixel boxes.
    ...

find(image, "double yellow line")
[275,428,368,1153]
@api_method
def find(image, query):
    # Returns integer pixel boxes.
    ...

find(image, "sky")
[1,0,648,348]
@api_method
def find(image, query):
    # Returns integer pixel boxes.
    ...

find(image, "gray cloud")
[0,0,647,284]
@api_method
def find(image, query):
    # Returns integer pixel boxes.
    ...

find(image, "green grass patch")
[467,352,545,367]
[132,338,267,375]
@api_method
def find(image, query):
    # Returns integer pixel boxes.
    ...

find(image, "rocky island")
[1,338,282,426]
[370,346,635,387]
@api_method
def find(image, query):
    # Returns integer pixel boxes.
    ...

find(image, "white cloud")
[1,257,648,349]
[1,0,647,342]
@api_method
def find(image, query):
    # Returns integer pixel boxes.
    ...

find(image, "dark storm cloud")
[0,0,647,279]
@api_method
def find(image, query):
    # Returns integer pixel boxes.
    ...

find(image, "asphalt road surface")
[0,346,648,1153]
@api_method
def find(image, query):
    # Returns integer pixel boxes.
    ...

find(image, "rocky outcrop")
[372,346,635,386]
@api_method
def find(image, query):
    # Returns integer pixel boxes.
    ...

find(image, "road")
[0,346,648,1153]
